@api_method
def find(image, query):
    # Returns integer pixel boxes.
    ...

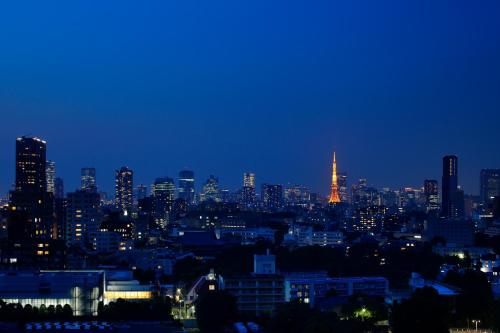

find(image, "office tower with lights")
[9,136,55,242]
[261,184,283,212]
[178,170,195,204]
[66,189,101,247]
[201,175,220,202]
[242,172,256,208]
[81,167,97,192]
[337,172,348,203]
[424,179,439,212]
[441,155,463,218]
[284,185,311,207]
[115,167,133,214]
[45,161,56,194]
[480,169,500,205]
[152,177,175,227]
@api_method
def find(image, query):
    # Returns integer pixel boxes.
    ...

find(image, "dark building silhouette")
[54,196,66,241]
[178,170,195,204]
[8,136,57,265]
[441,155,463,218]
[54,177,64,199]
[426,219,474,247]
[480,169,500,205]
[115,167,133,214]
[493,197,500,219]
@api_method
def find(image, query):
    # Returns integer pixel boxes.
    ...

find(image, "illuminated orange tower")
[329,152,341,204]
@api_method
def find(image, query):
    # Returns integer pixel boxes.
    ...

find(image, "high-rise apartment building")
[115,167,133,214]
[442,155,463,218]
[45,161,56,194]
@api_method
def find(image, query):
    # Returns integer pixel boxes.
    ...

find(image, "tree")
[392,287,451,333]
[62,304,73,318]
[195,291,237,333]
[444,270,493,326]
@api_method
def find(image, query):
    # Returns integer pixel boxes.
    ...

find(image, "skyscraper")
[337,172,348,203]
[261,184,283,211]
[424,179,439,212]
[152,177,175,227]
[178,170,195,204]
[45,160,56,194]
[328,152,341,204]
[201,175,220,202]
[15,136,47,193]
[480,169,500,204]
[242,172,256,208]
[81,167,97,192]
[10,136,55,242]
[115,167,133,214]
[441,155,463,218]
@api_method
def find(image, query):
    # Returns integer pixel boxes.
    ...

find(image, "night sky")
[1,0,500,196]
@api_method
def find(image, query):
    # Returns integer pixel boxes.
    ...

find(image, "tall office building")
[480,169,500,204]
[242,172,256,208]
[54,177,64,199]
[45,161,56,194]
[115,167,133,214]
[178,170,195,204]
[81,167,97,192]
[441,155,463,218]
[261,184,283,212]
[152,177,175,227]
[328,152,341,204]
[284,185,311,207]
[337,172,348,203]
[9,136,55,242]
[201,175,220,202]
[424,179,439,212]
[15,136,47,193]
[66,190,101,247]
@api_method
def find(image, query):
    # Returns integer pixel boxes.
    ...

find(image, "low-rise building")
[284,272,389,306]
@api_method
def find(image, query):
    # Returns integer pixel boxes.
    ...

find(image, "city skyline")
[0,135,495,197]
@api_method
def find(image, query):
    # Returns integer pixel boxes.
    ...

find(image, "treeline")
[195,290,388,333]
[97,298,172,321]
[0,300,73,322]
[0,298,172,323]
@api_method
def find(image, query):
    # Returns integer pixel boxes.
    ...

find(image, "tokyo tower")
[328,152,341,204]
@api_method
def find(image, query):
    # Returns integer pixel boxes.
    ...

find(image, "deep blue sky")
[1,0,500,196]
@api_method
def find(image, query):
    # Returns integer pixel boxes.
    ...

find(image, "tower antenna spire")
[329,151,341,204]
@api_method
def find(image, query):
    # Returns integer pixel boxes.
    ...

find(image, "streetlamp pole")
[472,319,480,332]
